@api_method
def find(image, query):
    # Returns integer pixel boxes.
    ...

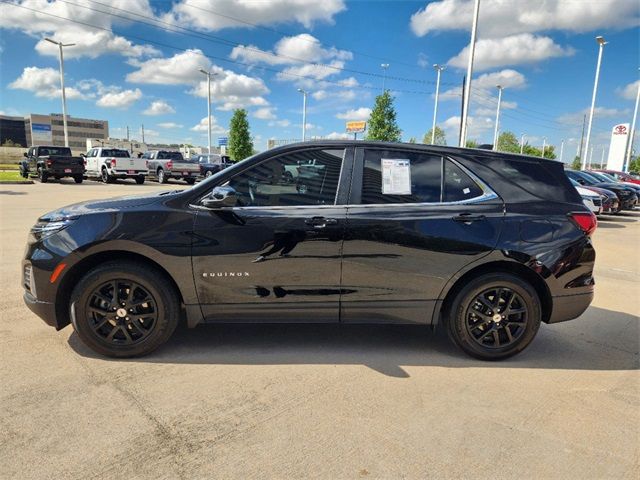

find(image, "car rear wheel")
[205,170,213,178]
[157,168,167,184]
[445,273,541,360]
[135,175,145,185]
[70,261,180,357]
[74,175,83,184]
[185,177,196,185]
[37,167,48,183]
[101,168,113,184]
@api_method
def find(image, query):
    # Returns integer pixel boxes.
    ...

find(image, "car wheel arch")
[438,260,552,326]
[54,250,188,330]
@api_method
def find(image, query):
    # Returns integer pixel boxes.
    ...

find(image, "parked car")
[19,145,84,183]
[578,184,620,214]
[83,147,147,184]
[143,150,200,184]
[588,171,640,196]
[574,183,602,215]
[23,141,596,360]
[565,170,637,210]
[594,169,640,185]
[193,153,232,178]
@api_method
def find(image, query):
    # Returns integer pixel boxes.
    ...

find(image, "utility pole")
[520,133,526,154]
[458,76,466,147]
[588,144,594,169]
[44,38,74,147]
[459,0,481,147]
[126,126,130,141]
[141,124,145,144]
[431,64,446,144]
[541,137,547,158]
[583,35,607,170]
[381,63,390,92]
[625,69,640,172]
[297,88,308,141]
[492,85,503,151]
[559,139,565,162]
[600,144,606,168]
[578,114,586,163]
[199,69,218,155]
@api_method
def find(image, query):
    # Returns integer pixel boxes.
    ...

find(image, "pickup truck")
[143,150,200,184]
[19,145,85,183]
[83,147,147,184]
[192,153,232,178]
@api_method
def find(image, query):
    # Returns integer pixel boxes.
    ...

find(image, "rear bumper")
[46,167,84,176]
[23,291,60,329]
[112,170,148,176]
[547,291,594,324]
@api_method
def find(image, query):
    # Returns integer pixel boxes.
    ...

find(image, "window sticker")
[381,158,412,195]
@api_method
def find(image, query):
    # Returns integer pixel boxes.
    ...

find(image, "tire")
[101,168,114,184]
[70,261,180,357]
[37,167,48,183]
[185,177,196,185]
[157,168,167,184]
[135,175,145,185]
[205,170,213,178]
[444,273,541,360]
[74,175,83,184]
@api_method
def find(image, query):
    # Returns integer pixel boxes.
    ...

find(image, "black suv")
[23,142,596,360]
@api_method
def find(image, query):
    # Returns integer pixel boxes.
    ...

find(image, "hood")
[576,186,599,198]
[593,182,635,192]
[39,190,182,221]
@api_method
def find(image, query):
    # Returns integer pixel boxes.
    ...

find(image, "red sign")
[614,125,627,135]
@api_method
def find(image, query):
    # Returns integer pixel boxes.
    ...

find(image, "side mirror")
[80,153,86,158]
[201,186,237,208]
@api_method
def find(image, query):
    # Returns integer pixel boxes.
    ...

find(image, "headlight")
[30,217,77,241]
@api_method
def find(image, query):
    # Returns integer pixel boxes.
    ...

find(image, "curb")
[0,180,34,185]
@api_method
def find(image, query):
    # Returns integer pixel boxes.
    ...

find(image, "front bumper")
[547,291,594,324]
[23,291,60,329]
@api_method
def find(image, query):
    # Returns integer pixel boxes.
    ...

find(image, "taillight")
[145,160,149,168]
[46,158,53,166]
[110,158,116,167]
[167,161,173,169]
[569,212,597,236]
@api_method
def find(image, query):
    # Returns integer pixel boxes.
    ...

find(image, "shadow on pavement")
[68,306,639,377]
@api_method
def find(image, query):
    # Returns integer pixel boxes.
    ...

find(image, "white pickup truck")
[83,147,148,184]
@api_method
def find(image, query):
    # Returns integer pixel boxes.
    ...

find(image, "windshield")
[157,151,184,160]
[38,147,71,156]
[102,149,130,158]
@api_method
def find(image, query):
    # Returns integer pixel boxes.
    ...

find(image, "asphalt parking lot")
[1,180,638,479]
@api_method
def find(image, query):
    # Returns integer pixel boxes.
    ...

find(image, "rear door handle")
[304,216,338,228]
[452,213,486,223]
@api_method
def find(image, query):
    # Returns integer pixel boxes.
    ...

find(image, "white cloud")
[157,122,183,129]
[336,107,371,121]
[410,0,640,37]
[0,0,159,59]
[448,34,574,71]
[617,80,640,101]
[191,115,225,134]
[557,107,630,125]
[417,52,429,68]
[9,66,85,99]
[96,88,142,108]
[127,49,270,110]
[326,131,352,140]
[312,89,357,101]
[442,115,494,143]
[253,107,277,120]
[268,119,291,128]
[143,100,175,116]
[162,0,345,31]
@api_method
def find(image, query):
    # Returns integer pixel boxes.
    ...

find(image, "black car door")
[192,147,352,322]
[341,147,505,324]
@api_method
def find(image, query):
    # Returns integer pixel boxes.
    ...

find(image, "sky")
[0,0,638,159]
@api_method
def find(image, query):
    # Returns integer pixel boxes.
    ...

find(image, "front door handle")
[452,213,486,223]
[305,216,338,229]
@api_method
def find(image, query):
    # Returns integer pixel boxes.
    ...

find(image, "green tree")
[522,144,556,160]
[496,131,520,153]
[628,157,640,174]
[407,137,417,143]
[465,139,478,148]
[228,109,253,162]
[423,126,447,145]
[571,156,582,170]
[365,91,402,142]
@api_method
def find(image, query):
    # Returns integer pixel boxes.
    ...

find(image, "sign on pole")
[32,123,53,144]
[606,124,629,171]
[217,136,228,147]
[346,121,366,133]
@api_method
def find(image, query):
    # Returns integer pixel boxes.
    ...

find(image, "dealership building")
[0,113,108,149]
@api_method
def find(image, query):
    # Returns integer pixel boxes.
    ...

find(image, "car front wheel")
[445,273,541,360]
[37,167,48,183]
[70,261,180,357]
[135,175,145,185]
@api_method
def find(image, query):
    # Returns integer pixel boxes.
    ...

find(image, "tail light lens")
[145,160,149,168]
[46,158,53,166]
[111,158,117,167]
[166,161,173,169]
[569,212,597,236]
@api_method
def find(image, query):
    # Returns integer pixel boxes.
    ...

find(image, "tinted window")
[102,149,130,158]
[362,149,442,204]
[157,151,183,160]
[227,149,344,207]
[38,147,71,156]
[443,160,483,202]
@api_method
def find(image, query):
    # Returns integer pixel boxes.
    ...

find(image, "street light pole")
[520,133,526,154]
[199,68,218,154]
[541,137,547,158]
[44,38,74,147]
[431,64,445,144]
[380,63,390,92]
[492,85,503,151]
[559,139,565,162]
[297,88,308,141]
[583,35,607,170]
[459,0,481,147]
[624,70,640,172]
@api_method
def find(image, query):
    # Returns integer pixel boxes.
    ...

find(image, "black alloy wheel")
[464,287,527,349]
[37,167,48,183]
[135,175,145,185]
[70,261,180,357]
[101,168,112,184]
[446,273,541,360]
